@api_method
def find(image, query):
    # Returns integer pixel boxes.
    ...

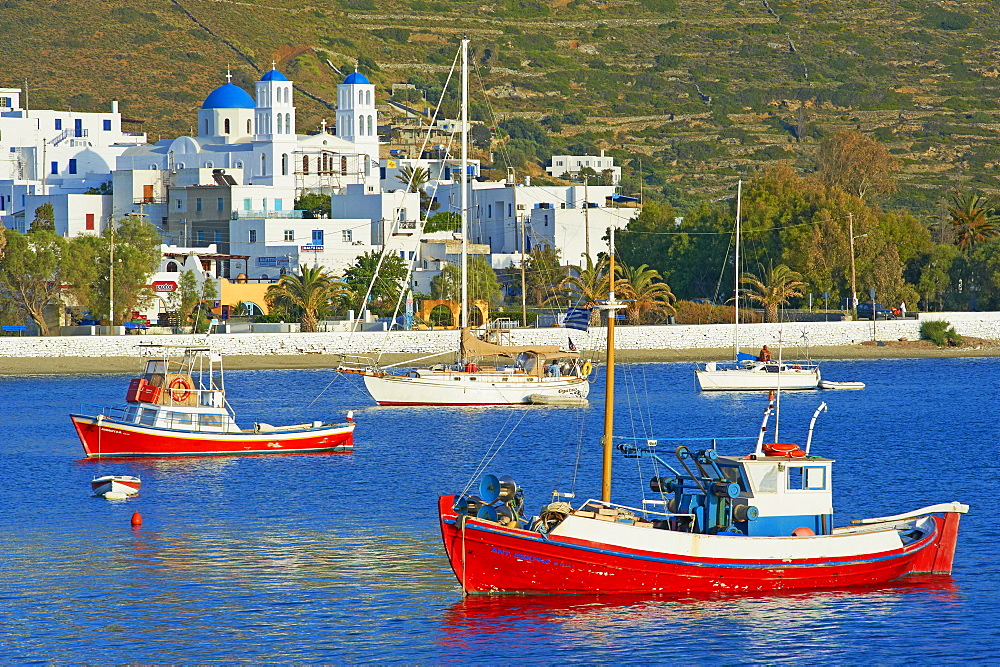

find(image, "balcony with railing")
[231,209,305,220]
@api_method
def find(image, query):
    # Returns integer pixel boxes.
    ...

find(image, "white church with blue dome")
[114,67,382,220]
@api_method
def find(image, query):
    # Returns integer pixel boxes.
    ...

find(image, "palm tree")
[615,263,676,324]
[741,264,807,323]
[395,166,431,193]
[948,191,1000,251]
[265,265,346,332]
[547,255,609,325]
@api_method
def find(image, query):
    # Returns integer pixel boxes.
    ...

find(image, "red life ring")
[168,376,193,402]
[763,442,805,457]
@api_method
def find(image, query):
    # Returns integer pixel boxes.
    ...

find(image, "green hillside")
[3,0,1000,212]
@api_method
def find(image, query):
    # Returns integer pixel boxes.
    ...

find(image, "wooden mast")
[601,226,618,503]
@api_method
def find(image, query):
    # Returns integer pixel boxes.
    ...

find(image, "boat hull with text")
[438,495,965,595]
[71,413,354,457]
[357,370,589,406]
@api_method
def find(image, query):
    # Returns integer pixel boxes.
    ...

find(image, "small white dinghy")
[526,393,589,407]
[91,475,141,499]
[819,380,866,390]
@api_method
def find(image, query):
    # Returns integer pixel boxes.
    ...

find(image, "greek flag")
[564,307,592,332]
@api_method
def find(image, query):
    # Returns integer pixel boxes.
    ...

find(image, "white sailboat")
[695,181,821,391]
[336,40,591,406]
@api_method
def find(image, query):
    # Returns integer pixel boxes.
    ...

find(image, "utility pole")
[849,213,856,311]
[584,175,590,260]
[108,217,115,330]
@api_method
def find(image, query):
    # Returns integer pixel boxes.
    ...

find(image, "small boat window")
[454,377,461,381]
[469,377,477,381]
[139,409,157,426]
[804,466,827,490]
[747,465,778,493]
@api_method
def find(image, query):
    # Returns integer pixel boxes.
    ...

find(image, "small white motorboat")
[91,475,141,498]
[819,380,866,390]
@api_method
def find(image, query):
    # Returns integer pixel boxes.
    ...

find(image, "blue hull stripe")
[443,516,935,571]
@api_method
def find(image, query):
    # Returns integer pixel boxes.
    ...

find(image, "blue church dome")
[201,83,255,110]
[343,72,370,85]
[260,69,289,82]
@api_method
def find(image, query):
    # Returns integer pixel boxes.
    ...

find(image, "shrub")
[920,320,962,346]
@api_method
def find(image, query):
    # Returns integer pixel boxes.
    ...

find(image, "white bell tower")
[253,65,297,185]
[336,71,379,162]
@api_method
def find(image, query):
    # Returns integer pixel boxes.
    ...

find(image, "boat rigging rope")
[459,408,530,500]
[305,370,353,410]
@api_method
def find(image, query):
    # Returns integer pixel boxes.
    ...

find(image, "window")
[103,120,111,131]
[247,119,252,134]
[283,230,294,242]
[399,250,405,259]
[312,229,324,245]
[224,118,230,134]
[243,198,252,211]
[281,153,288,176]
[508,203,512,216]
[197,231,205,243]
[303,155,309,174]
[235,160,244,169]
[261,153,267,176]
[367,115,373,136]
[215,231,222,243]
[176,199,183,210]
[249,229,257,243]
[341,156,347,174]
[408,251,415,260]
[196,198,202,212]
[55,119,62,130]
[68,159,77,174]
[274,198,282,211]
[262,198,267,211]
[358,117,364,135]
[277,115,283,134]
[204,119,209,135]
[166,261,179,272]
[342,229,352,243]
[51,161,58,175]
[217,198,224,212]
[85,213,95,231]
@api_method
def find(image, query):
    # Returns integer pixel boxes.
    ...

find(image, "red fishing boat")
[437,229,968,595]
[71,345,355,458]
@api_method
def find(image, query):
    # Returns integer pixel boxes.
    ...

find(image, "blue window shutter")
[103,120,111,131]
[55,119,61,130]
[217,198,223,211]
[51,161,58,175]
[68,159,77,174]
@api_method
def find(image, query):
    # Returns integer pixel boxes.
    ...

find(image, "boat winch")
[454,474,524,528]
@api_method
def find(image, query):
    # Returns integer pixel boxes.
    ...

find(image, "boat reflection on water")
[438,577,960,650]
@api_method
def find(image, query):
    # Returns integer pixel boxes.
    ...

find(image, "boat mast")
[734,179,741,361]
[460,39,469,329]
[601,226,619,503]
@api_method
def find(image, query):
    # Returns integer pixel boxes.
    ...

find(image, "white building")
[0,88,145,231]
[113,69,383,227]
[546,151,622,185]
[430,180,636,267]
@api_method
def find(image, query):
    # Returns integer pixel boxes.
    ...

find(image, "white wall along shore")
[1,312,997,360]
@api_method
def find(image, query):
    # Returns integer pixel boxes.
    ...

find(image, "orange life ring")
[763,442,804,457]
[168,376,193,402]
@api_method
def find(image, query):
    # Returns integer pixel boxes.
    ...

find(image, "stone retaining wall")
[0,312,996,359]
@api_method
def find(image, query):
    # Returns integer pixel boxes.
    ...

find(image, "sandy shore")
[3,343,999,376]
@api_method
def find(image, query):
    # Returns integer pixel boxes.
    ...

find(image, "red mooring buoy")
[131,511,143,526]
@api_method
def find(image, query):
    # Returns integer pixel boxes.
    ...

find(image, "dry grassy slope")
[2,0,999,209]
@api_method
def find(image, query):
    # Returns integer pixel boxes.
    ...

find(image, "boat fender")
[168,376,193,402]
[792,526,816,536]
[581,361,593,377]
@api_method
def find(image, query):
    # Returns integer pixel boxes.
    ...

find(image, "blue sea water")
[2,357,998,663]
